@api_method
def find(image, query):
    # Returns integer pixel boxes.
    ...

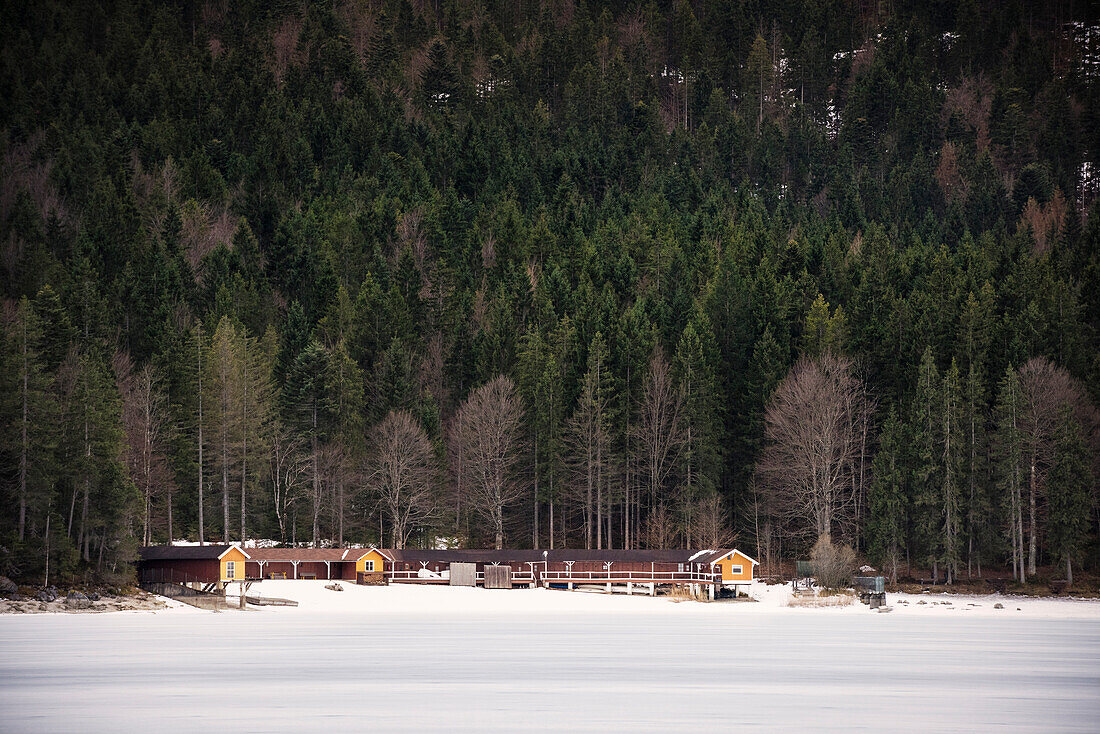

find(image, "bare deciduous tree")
[450,375,524,549]
[757,353,869,543]
[693,492,734,549]
[114,352,174,545]
[633,348,684,545]
[270,424,309,543]
[365,410,438,549]
[565,336,613,549]
[644,502,677,549]
[1017,357,1091,576]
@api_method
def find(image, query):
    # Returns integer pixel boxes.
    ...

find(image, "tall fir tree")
[911,347,941,579]
[940,359,963,583]
[1046,404,1092,585]
[867,408,906,582]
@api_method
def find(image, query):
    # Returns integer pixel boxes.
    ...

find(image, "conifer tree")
[206,317,245,543]
[283,340,332,546]
[994,366,1026,581]
[1046,404,1092,585]
[566,332,614,549]
[962,360,991,577]
[940,359,963,583]
[868,408,906,581]
[911,347,941,579]
[673,315,722,546]
[2,298,51,543]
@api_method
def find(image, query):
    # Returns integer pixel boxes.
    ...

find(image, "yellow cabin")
[220,546,249,581]
[711,549,758,586]
[350,548,389,575]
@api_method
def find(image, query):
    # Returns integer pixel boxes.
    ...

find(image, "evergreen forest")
[1,0,1098,586]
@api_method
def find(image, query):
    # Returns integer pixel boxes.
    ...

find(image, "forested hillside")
[1,0,1098,584]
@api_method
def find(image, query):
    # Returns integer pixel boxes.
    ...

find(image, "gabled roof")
[699,548,759,566]
[347,547,393,562]
[139,544,250,561]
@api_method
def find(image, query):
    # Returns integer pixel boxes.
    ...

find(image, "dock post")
[605,582,612,594]
[568,582,573,590]
[708,584,715,601]
[627,582,633,595]
[650,582,655,596]
[239,582,246,609]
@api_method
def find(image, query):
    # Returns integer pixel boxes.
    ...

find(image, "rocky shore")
[0,576,171,614]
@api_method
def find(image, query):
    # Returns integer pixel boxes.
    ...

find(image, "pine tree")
[673,315,722,546]
[205,318,248,542]
[868,408,906,582]
[962,360,991,578]
[743,34,772,132]
[283,340,332,546]
[1046,404,1091,585]
[940,359,963,584]
[911,347,941,579]
[188,322,208,545]
[993,366,1026,581]
[1,298,52,543]
[325,339,364,546]
[803,293,847,357]
[566,332,615,549]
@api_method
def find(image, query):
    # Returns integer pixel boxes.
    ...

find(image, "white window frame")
[225,560,236,579]
[363,560,375,573]
[731,564,743,575]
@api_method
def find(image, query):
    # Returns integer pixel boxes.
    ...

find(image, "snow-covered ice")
[1,581,1098,732]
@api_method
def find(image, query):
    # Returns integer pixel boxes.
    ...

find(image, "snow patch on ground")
[234,578,1100,619]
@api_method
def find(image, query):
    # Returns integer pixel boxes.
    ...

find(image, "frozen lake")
[1,583,1098,732]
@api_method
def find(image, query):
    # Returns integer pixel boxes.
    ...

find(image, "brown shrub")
[810,536,857,590]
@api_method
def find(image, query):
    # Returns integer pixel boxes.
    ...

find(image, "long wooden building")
[137,545,757,598]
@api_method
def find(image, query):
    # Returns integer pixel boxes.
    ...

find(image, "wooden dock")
[244,595,298,607]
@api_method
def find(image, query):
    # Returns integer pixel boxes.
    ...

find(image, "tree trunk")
[1028,460,1037,576]
[586,450,593,550]
[18,323,28,542]
[221,409,229,543]
[167,484,173,545]
[311,400,319,548]
[81,413,90,563]
[549,486,555,551]
[197,332,205,546]
[240,380,248,543]
[533,433,539,549]
[337,478,344,547]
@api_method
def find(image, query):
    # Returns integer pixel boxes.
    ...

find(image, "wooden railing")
[540,569,719,584]
[385,566,717,585]
[387,570,537,583]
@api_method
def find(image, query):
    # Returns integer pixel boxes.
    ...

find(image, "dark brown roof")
[244,548,359,562]
[139,545,743,565]
[383,549,734,565]
[139,545,237,561]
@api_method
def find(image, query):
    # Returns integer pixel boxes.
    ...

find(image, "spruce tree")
[1046,404,1091,585]
[911,347,941,580]
[993,366,1026,581]
[673,315,722,545]
[867,408,906,582]
[962,361,991,578]
[940,359,963,584]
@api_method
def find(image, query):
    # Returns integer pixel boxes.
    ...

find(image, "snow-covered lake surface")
[2,581,1099,732]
